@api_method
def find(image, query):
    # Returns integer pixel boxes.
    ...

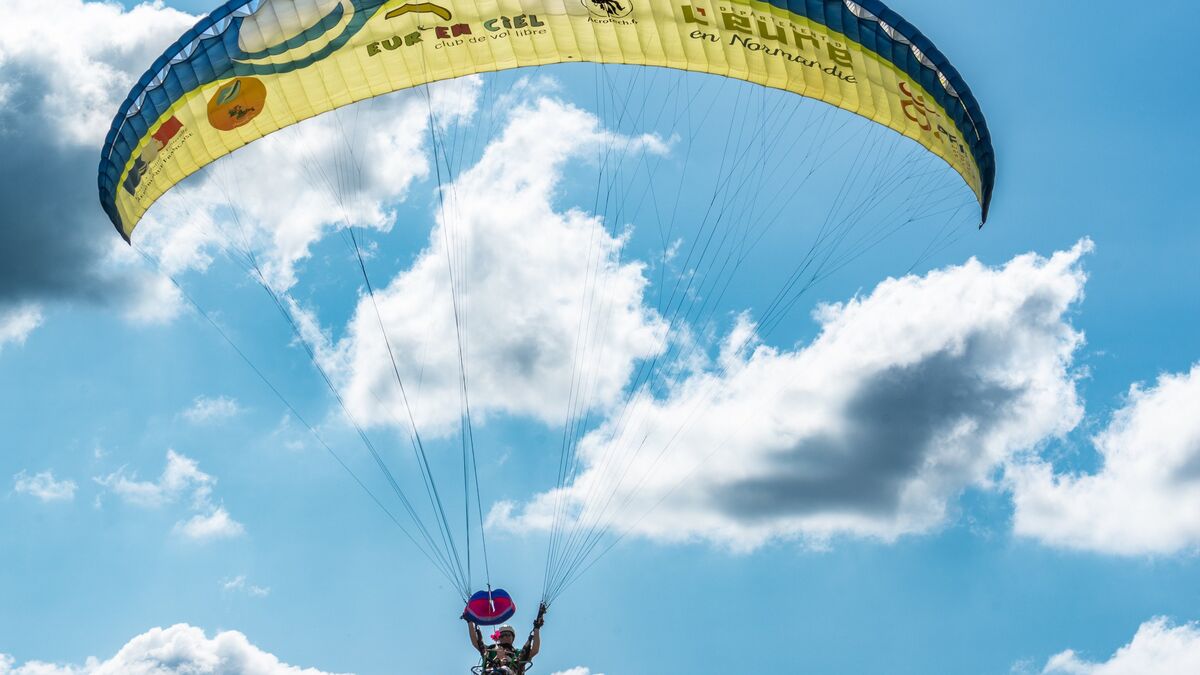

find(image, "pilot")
[466,604,546,674]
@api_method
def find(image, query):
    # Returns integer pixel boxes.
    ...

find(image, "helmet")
[498,624,515,636]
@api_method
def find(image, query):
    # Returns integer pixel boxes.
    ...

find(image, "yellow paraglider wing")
[98,0,995,240]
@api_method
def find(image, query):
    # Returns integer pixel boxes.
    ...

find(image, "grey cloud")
[503,336,546,378]
[1175,451,1200,484]
[0,63,141,312]
[719,340,1019,521]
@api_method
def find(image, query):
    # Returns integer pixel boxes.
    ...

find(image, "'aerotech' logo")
[584,0,633,19]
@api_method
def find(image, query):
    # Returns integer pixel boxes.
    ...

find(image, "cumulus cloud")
[0,653,78,675]
[1010,364,1200,556]
[96,450,214,509]
[0,304,44,352]
[182,396,243,424]
[304,96,668,435]
[551,669,604,675]
[174,507,245,542]
[1042,617,1200,674]
[0,0,197,320]
[0,623,346,674]
[493,243,1091,550]
[95,450,243,541]
[12,470,76,502]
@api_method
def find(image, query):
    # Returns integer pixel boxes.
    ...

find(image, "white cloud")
[0,304,44,352]
[0,0,197,145]
[307,96,669,435]
[95,450,244,541]
[12,470,76,502]
[183,396,243,424]
[0,653,80,675]
[222,575,271,598]
[0,623,347,675]
[96,450,213,509]
[551,669,604,675]
[493,243,1091,550]
[1010,364,1200,556]
[175,507,245,542]
[1042,618,1200,674]
[114,270,184,325]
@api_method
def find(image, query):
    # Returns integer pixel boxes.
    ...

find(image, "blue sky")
[2,1,1199,674]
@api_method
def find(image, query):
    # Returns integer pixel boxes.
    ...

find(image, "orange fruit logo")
[207,77,267,131]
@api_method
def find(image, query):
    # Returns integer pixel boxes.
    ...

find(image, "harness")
[482,643,530,673]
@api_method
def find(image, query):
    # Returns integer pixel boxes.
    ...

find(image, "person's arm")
[466,619,485,654]
[525,626,540,659]
[523,603,547,659]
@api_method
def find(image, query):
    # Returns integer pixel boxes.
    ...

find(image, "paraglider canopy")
[97,0,996,241]
[97,0,998,621]
[464,589,517,626]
